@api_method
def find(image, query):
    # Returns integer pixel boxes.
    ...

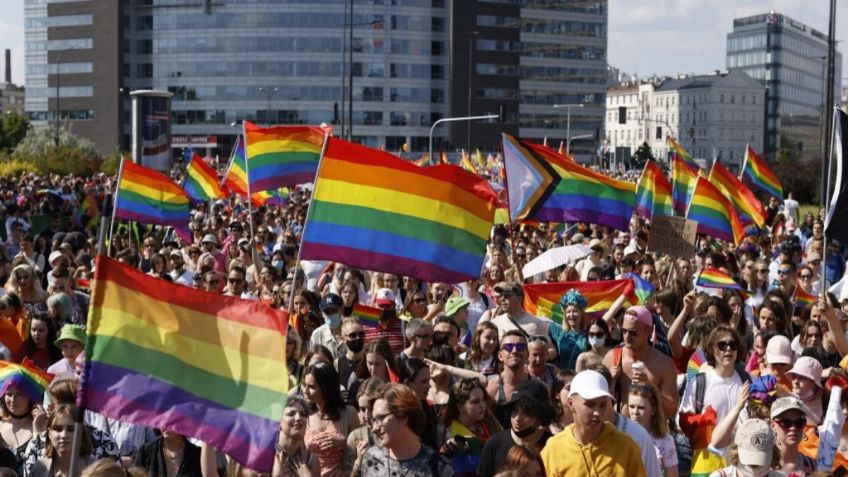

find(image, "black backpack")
[693,368,752,414]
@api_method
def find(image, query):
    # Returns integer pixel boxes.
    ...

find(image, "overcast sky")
[2,0,845,86]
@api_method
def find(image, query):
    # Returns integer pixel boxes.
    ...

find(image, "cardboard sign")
[648,216,698,258]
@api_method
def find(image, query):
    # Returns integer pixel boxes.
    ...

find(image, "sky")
[1,0,845,86]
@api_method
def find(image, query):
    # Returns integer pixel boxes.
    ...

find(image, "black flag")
[825,109,848,244]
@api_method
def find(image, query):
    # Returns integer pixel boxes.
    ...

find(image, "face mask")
[346,338,365,353]
[736,463,770,477]
[272,260,284,272]
[513,425,537,438]
[588,336,605,349]
[380,308,395,321]
[796,386,815,402]
[324,313,341,328]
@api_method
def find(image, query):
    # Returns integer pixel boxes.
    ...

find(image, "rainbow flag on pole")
[741,145,783,201]
[222,136,272,206]
[708,161,766,228]
[116,161,190,228]
[635,160,674,220]
[666,136,699,170]
[502,134,636,230]
[183,151,224,202]
[794,286,817,309]
[81,257,289,471]
[686,176,745,244]
[672,154,701,216]
[523,279,637,325]
[696,267,744,291]
[623,272,656,304]
[300,137,498,284]
[243,121,326,192]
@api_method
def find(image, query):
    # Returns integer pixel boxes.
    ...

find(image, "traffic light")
[333,102,339,124]
[618,107,626,124]
[498,104,506,123]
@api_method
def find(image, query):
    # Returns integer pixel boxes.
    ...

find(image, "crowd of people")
[0,164,845,477]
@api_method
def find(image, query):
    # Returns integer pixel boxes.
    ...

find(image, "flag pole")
[822,108,838,290]
[107,156,127,257]
[739,144,748,179]
[286,133,330,313]
[242,123,257,250]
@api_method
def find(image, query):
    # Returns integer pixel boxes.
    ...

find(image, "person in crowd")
[769,397,815,475]
[399,358,437,449]
[347,378,383,477]
[28,404,94,477]
[132,430,202,477]
[438,378,501,477]
[549,369,576,435]
[362,290,404,356]
[463,321,500,376]
[485,331,531,428]
[785,356,824,425]
[487,282,550,342]
[627,383,678,477]
[553,289,589,371]
[310,293,345,359]
[526,335,557,388]
[400,319,432,368]
[540,370,646,477]
[361,383,454,476]
[6,264,48,317]
[707,418,781,477]
[492,445,545,477]
[363,339,399,385]
[46,325,85,378]
[335,318,365,395]
[576,318,611,372]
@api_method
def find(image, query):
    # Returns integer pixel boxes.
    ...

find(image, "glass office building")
[727,12,842,162]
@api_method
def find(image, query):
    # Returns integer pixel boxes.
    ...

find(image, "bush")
[0,159,39,177]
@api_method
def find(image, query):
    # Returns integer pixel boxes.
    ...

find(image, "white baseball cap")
[568,370,614,401]
[734,418,774,466]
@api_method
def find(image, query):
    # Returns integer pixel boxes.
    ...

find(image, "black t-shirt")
[476,429,551,477]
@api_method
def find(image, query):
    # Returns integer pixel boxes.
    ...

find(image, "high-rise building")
[2,49,25,115]
[25,0,608,161]
[727,12,842,162]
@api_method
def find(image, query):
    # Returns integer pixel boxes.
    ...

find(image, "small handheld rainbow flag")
[794,287,817,309]
[353,303,382,328]
[741,145,783,201]
[222,136,272,206]
[183,150,225,202]
[696,267,743,291]
[624,272,655,304]
[0,359,54,403]
[686,349,706,378]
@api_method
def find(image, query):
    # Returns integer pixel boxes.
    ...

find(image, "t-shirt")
[476,429,551,477]
[362,317,405,356]
[652,433,678,470]
[615,414,664,477]
[681,369,744,422]
[540,422,646,477]
[491,311,550,340]
[708,466,786,477]
[360,443,453,477]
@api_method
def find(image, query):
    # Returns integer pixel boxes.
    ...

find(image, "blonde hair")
[81,459,147,477]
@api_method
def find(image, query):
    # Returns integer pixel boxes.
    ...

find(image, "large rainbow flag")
[686,176,745,244]
[708,161,766,228]
[116,161,190,228]
[243,121,326,192]
[741,145,783,201]
[183,151,224,202]
[300,137,497,283]
[81,257,289,471]
[671,154,701,216]
[222,136,272,206]
[523,279,637,325]
[502,134,636,230]
[635,160,674,220]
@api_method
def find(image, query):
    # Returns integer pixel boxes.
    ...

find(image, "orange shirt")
[0,318,24,357]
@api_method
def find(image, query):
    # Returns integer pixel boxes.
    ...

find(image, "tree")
[0,111,29,153]
[12,125,101,175]
[632,141,655,168]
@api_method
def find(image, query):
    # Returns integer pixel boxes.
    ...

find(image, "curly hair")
[704,324,747,367]
[442,378,493,426]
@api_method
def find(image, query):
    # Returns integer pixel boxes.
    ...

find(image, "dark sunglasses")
[587,332,606,339]
[716,340,739,351]
[777,270,792,276]
[775,417,806,430]
[501,342,528,353]
[756,269,769,273]
[800,274,813,279]
[346,332,366,339]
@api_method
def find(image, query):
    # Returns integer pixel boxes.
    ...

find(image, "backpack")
[694,369,751,414]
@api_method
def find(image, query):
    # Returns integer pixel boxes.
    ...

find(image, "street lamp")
[464,30,479,153]
[345,8,383,140]
[258,87,278,125]
[553,103,583,155]
[428,113,498,166]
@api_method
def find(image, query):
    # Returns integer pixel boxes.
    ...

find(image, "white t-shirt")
[681,369,745,423]
[652,433,678,470]
[491,311,550,339]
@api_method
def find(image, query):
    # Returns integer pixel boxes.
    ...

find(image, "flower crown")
[559,288,588,310]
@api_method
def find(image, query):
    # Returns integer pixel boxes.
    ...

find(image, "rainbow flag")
[300,137,497,283]
[116,161,190,228]
[502,134,636,230]
[635,160,674,220]
[666,136,699,170]
[672,154,701,216]
[794,286,817,309]
[460,149,478,174]
[81,257,289,471]
[523,279,637,325]
[183,151,224,202]
[222,136,272,206]
[0,359,53,402]
[353,303,382,328]
[741,145,783,201]
[687,177,745,244]
[624,272,655,304]
[708,161,766,228]
[686,348,706,378]
[475,149,486,171]
[243,121,325,192]
[696,267,743,291]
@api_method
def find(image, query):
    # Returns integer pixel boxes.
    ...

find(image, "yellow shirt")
[541,422,647,477]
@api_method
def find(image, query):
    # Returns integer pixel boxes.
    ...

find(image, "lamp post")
[345,10,383,141]
[464,30,479,153]
[258,87,278,125]
[428,113,498,165]
[553,103,583,155]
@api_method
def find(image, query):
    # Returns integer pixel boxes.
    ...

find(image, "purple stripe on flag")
[533,208,630,231]
[251,172,316,192]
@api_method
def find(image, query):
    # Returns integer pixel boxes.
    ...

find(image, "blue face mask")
[272,260,285,272]
[324,312,341,328]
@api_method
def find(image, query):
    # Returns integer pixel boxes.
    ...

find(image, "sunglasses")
[346,332,366,339]
[621,328,639,338]
[716,340,739,351]
[800,274,812,279]
[501,342,528,353]
[777,270,792,276]
[587,332,606,339]
[757,269,769,273]
[775,417,806,430]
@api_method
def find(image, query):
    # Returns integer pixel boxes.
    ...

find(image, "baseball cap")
[319,293,343,312]
[444,296,470,317]
[202,234,218,244]
[568,370,614,401]
[623,243,640,257]
[589,238,606,254]
[169,249,183,258]
[770,396,805,419]
[493,281,523,296]
[623,305,652,328]
[375,288,396,307]
[785,356,822,388]
[54,324,86,347]
[571,233,586,243]
[734,418,774,466]
[48,251,64,265]
[766,335,793,365]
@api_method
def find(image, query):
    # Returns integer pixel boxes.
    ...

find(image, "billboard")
[131,90,173,171]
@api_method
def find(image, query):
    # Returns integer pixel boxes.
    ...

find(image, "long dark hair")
[304,362,346,421]
[24,313,62,364]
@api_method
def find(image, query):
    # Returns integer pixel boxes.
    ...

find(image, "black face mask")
[512,425,537,438]
[346,338,365,353]
[380,309,395,321]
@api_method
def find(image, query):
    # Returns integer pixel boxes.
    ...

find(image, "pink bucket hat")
[786,356,823,388]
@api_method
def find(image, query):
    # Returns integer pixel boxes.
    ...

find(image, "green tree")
[632,141,655,168]
[0,111,29,153]
[12,125,101,175]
